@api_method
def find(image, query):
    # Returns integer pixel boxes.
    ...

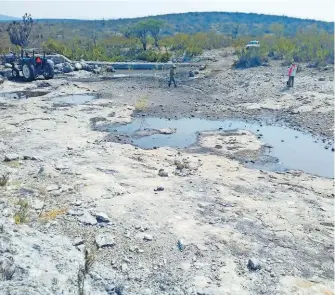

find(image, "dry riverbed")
[0,52,334,295]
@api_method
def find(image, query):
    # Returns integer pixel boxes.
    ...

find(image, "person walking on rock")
[169,64,177,88]
[287,61,297,88]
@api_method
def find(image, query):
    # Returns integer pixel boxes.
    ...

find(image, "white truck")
[246,40,260,49]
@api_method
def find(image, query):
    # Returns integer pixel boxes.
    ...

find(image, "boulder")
[93,68,101,74]
[62,63,74,73]
[74,63,82,71]
[247,258,261,271]
[4,153,20,161]
[77,211,97,226]
[189,71,195,77]
[107,66,116,73]
[54,63,63,71]
[199,65,206,70]
[95,234,116,248]
[5,63,12,69]
[94,212,110,223]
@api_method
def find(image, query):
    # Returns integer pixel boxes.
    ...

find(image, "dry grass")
[77,246,96,295]
[134,95,149,112]
[40,208,68,220]
[4,160,20,168]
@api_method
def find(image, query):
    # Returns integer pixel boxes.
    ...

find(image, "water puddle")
[51,94,96,105]
[0,91,49,100]
[101,117,334,178]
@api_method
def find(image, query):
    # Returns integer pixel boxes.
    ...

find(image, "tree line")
[3,14,334,66]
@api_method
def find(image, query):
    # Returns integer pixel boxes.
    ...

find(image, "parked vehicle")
[10,49,55,81]
[246,40,260,49]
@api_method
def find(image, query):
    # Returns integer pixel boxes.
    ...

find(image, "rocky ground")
[0,50,334,295]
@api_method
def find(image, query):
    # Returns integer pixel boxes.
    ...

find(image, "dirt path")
[0,53,334,295]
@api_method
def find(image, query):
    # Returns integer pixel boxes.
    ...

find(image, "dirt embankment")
[0,51,334,295]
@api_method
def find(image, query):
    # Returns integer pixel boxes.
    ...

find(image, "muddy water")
[0,91,49,100]
[51,94,96,105]
[105,117,334,178]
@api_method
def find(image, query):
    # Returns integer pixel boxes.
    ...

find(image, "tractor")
[10,49,54,81]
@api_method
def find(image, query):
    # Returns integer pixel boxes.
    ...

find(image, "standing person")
[287,61,297,87]
[169,64,177,88]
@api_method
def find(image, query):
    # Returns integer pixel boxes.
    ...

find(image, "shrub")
[234,48,266,68]
[13,199,29,224]
[0,174,9,187]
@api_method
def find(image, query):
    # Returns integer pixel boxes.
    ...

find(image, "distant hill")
[33,11,334,38]
[0,14,19,21]
[104,12,334,36]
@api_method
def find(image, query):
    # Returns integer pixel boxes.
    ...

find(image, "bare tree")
[7,13,33,48]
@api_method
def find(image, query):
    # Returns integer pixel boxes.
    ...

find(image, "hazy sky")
[1,0,334,21]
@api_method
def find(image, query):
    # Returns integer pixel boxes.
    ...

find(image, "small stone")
[78,211,97,225]
[4,153,19,162]
[247,258,261,271]
[318,77,326,81]
[0,257,16,280]
[105,284,116,293]
[215,145,223,149]
[121,263,129,272]
[129,246,137,252]
[32,199,44,210]
[95,212,110,223]
[67,209,84,216]
[55,164,67,170]
[73,237,84,246]
[158,169,168,177]
[46,184,59,192]
[95,234,116,248]
[38,166,59,178]
[61,185,74,192]
[143,234,153,241]
[177,239,185,251]
[76,244,85,252]
[23,155,40,161]
[158,128,176,135]
[154,187,164,192]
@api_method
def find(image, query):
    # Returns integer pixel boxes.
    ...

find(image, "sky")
[0,0,334,21]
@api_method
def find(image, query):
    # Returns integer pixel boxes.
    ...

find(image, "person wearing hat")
[287,61,297,88]
[168,64,177,88]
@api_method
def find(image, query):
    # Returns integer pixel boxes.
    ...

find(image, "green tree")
[145,19,165,47]
[129,21,151,50]
[7,13,33,48]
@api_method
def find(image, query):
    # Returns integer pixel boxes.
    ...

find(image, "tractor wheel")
[43,61,54,80]
[12,69,20,79]
[22,64,36,82]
